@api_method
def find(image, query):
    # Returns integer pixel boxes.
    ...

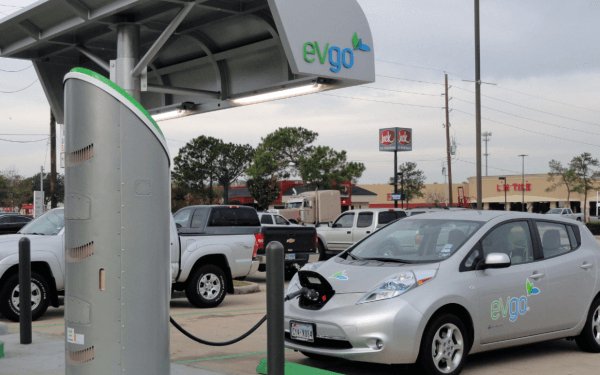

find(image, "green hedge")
[585,222,600,235]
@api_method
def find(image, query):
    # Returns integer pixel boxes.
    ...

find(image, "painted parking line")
[174,350,267,365]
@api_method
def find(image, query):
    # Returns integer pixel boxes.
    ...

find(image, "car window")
[357,212,373,228]
[334,213,354,228]
[14,216,30,223]
[378,211,399,226]
[19,209,64,235]
[260,214,273,225]
[481,221,533,265]
[349,218,481,263]
[274,215,288,225]
[0,216,9,223]
[208,207,259,226]
[173,208,193,228]
[536,221,575,258]
[191,208,209,228]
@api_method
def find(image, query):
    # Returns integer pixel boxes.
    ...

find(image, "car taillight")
[253,232,264,258]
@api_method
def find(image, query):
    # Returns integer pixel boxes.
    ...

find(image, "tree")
[570,152,600,222]
[214,142,254,204]
[249,127,318,179]
[298,146,365,189]
[173,136,253,204]
[25,172,65,206]
[546,160,579,206]
[397,162,426,206]
[247,177,280,211]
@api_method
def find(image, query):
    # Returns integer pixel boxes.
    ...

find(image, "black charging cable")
[170,287,313,346]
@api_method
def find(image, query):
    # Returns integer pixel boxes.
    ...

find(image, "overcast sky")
[1,0,599,189]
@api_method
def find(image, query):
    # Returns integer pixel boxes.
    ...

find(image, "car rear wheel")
[418,314,468,375]
[185,264,226,308]
[575,297,600,352]
[0,272,50,322]
[317,241,326,261]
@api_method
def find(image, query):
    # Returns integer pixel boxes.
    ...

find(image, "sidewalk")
[0,328,222,375]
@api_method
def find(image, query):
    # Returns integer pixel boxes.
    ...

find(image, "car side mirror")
[176,223,182,229]
[479,253,511,270]
[332,223,341,228]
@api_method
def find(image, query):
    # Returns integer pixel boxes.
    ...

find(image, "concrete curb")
[233,282,260,295]
[0,322,8,335]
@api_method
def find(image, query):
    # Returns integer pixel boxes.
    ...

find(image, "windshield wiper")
[347,252,363,261]
[22,232,45,235]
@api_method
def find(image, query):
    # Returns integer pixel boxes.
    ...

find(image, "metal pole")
[504,180,507,211]
[445,73,453,206]
[474,0,483,209]
[266,241,285,375]
[19,237,32,344]
[50,111,57,208]
[519,154,527,212]
[483,131,492,176]
[39,166,43,191]
[116,24,140,100]
[394,150,398,208]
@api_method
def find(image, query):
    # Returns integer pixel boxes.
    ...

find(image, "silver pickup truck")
[545,207,583,221]
[317,208,407,258]
[0,205,261,321]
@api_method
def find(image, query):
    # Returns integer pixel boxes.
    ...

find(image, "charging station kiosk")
[63,68,171,374]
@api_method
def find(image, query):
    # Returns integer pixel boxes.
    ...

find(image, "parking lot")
[0,271,599,374]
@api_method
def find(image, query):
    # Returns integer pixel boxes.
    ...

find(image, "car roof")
[402,209,575,223]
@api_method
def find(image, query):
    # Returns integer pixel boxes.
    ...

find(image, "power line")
[0,79,38,93]
[452,86,600,127]
[453,108,600,149]
[360,85,441,97]
[493,84,600,115]
[319,92,444,109]
[453,97,600,137]
[454,157,521,174]
[376,74,444,86]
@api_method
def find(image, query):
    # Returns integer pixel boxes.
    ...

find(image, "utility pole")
[482,131,492,176]
[50,111,57,208]
[474,0,483,209]
[519,154,528,212]
[444,73,453,206]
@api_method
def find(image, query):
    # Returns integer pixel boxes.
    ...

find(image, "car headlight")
[356,270,436,304]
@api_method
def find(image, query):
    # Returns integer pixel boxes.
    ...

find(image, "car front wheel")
[185,264,227,308]
[418,314,468,375]
[0,272,50,322]
[575,297,600,352]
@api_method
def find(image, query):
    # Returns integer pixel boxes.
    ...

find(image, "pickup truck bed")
[257,226,318,276]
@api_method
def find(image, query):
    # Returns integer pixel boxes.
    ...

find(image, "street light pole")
[499,176,507,211]
[518,155,528,212]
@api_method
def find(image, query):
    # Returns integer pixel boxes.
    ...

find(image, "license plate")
[285,253,296,260]
[290,321,315,343]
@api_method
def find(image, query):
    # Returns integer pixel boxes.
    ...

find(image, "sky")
[1,0,600,188]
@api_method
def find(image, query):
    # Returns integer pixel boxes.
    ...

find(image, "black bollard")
[19,237,32,344]
[266,241,284,375]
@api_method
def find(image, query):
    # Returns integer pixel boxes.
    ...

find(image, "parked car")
[285,210,600,375]
[258,211,296,226]
[545,207,583,221]
[0,208,64,321]
[316,208,406,258]
[0,213,32,235]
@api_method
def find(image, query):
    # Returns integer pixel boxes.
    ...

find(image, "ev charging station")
[0,0,375,373]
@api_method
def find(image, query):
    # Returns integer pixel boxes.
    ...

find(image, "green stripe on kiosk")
[63,69,171,374]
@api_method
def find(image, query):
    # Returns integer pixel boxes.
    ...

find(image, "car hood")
[303,258,440,294]
[0,234,59,259]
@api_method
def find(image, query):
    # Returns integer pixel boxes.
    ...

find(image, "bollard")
[19,237,32,345]
[266,241,285,375]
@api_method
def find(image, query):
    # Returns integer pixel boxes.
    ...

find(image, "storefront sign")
[379,127,413,152]
[497,183,532,192]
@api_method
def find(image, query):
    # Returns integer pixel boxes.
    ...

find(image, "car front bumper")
[284,292,424,365]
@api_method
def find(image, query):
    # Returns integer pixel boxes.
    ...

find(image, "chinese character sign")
[379,127,413,152]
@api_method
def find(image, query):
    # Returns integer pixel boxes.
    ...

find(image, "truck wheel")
[185,264,227,308]
[0,272,50,322]
[317,241,327,261]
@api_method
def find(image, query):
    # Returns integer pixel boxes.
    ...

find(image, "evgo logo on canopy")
[303,32,371,73]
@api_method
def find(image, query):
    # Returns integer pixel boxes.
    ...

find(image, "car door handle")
[529,272,545,280]
[366,231,371,234]
[580,262,593,270]
[346,231,351,234]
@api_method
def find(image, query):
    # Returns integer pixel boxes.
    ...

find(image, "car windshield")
[19,209,64,235]
[348,218,482,263]
[285,201,303,209]
[546,208,562,214]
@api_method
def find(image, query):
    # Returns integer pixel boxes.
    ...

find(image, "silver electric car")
[284,210,600,374]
